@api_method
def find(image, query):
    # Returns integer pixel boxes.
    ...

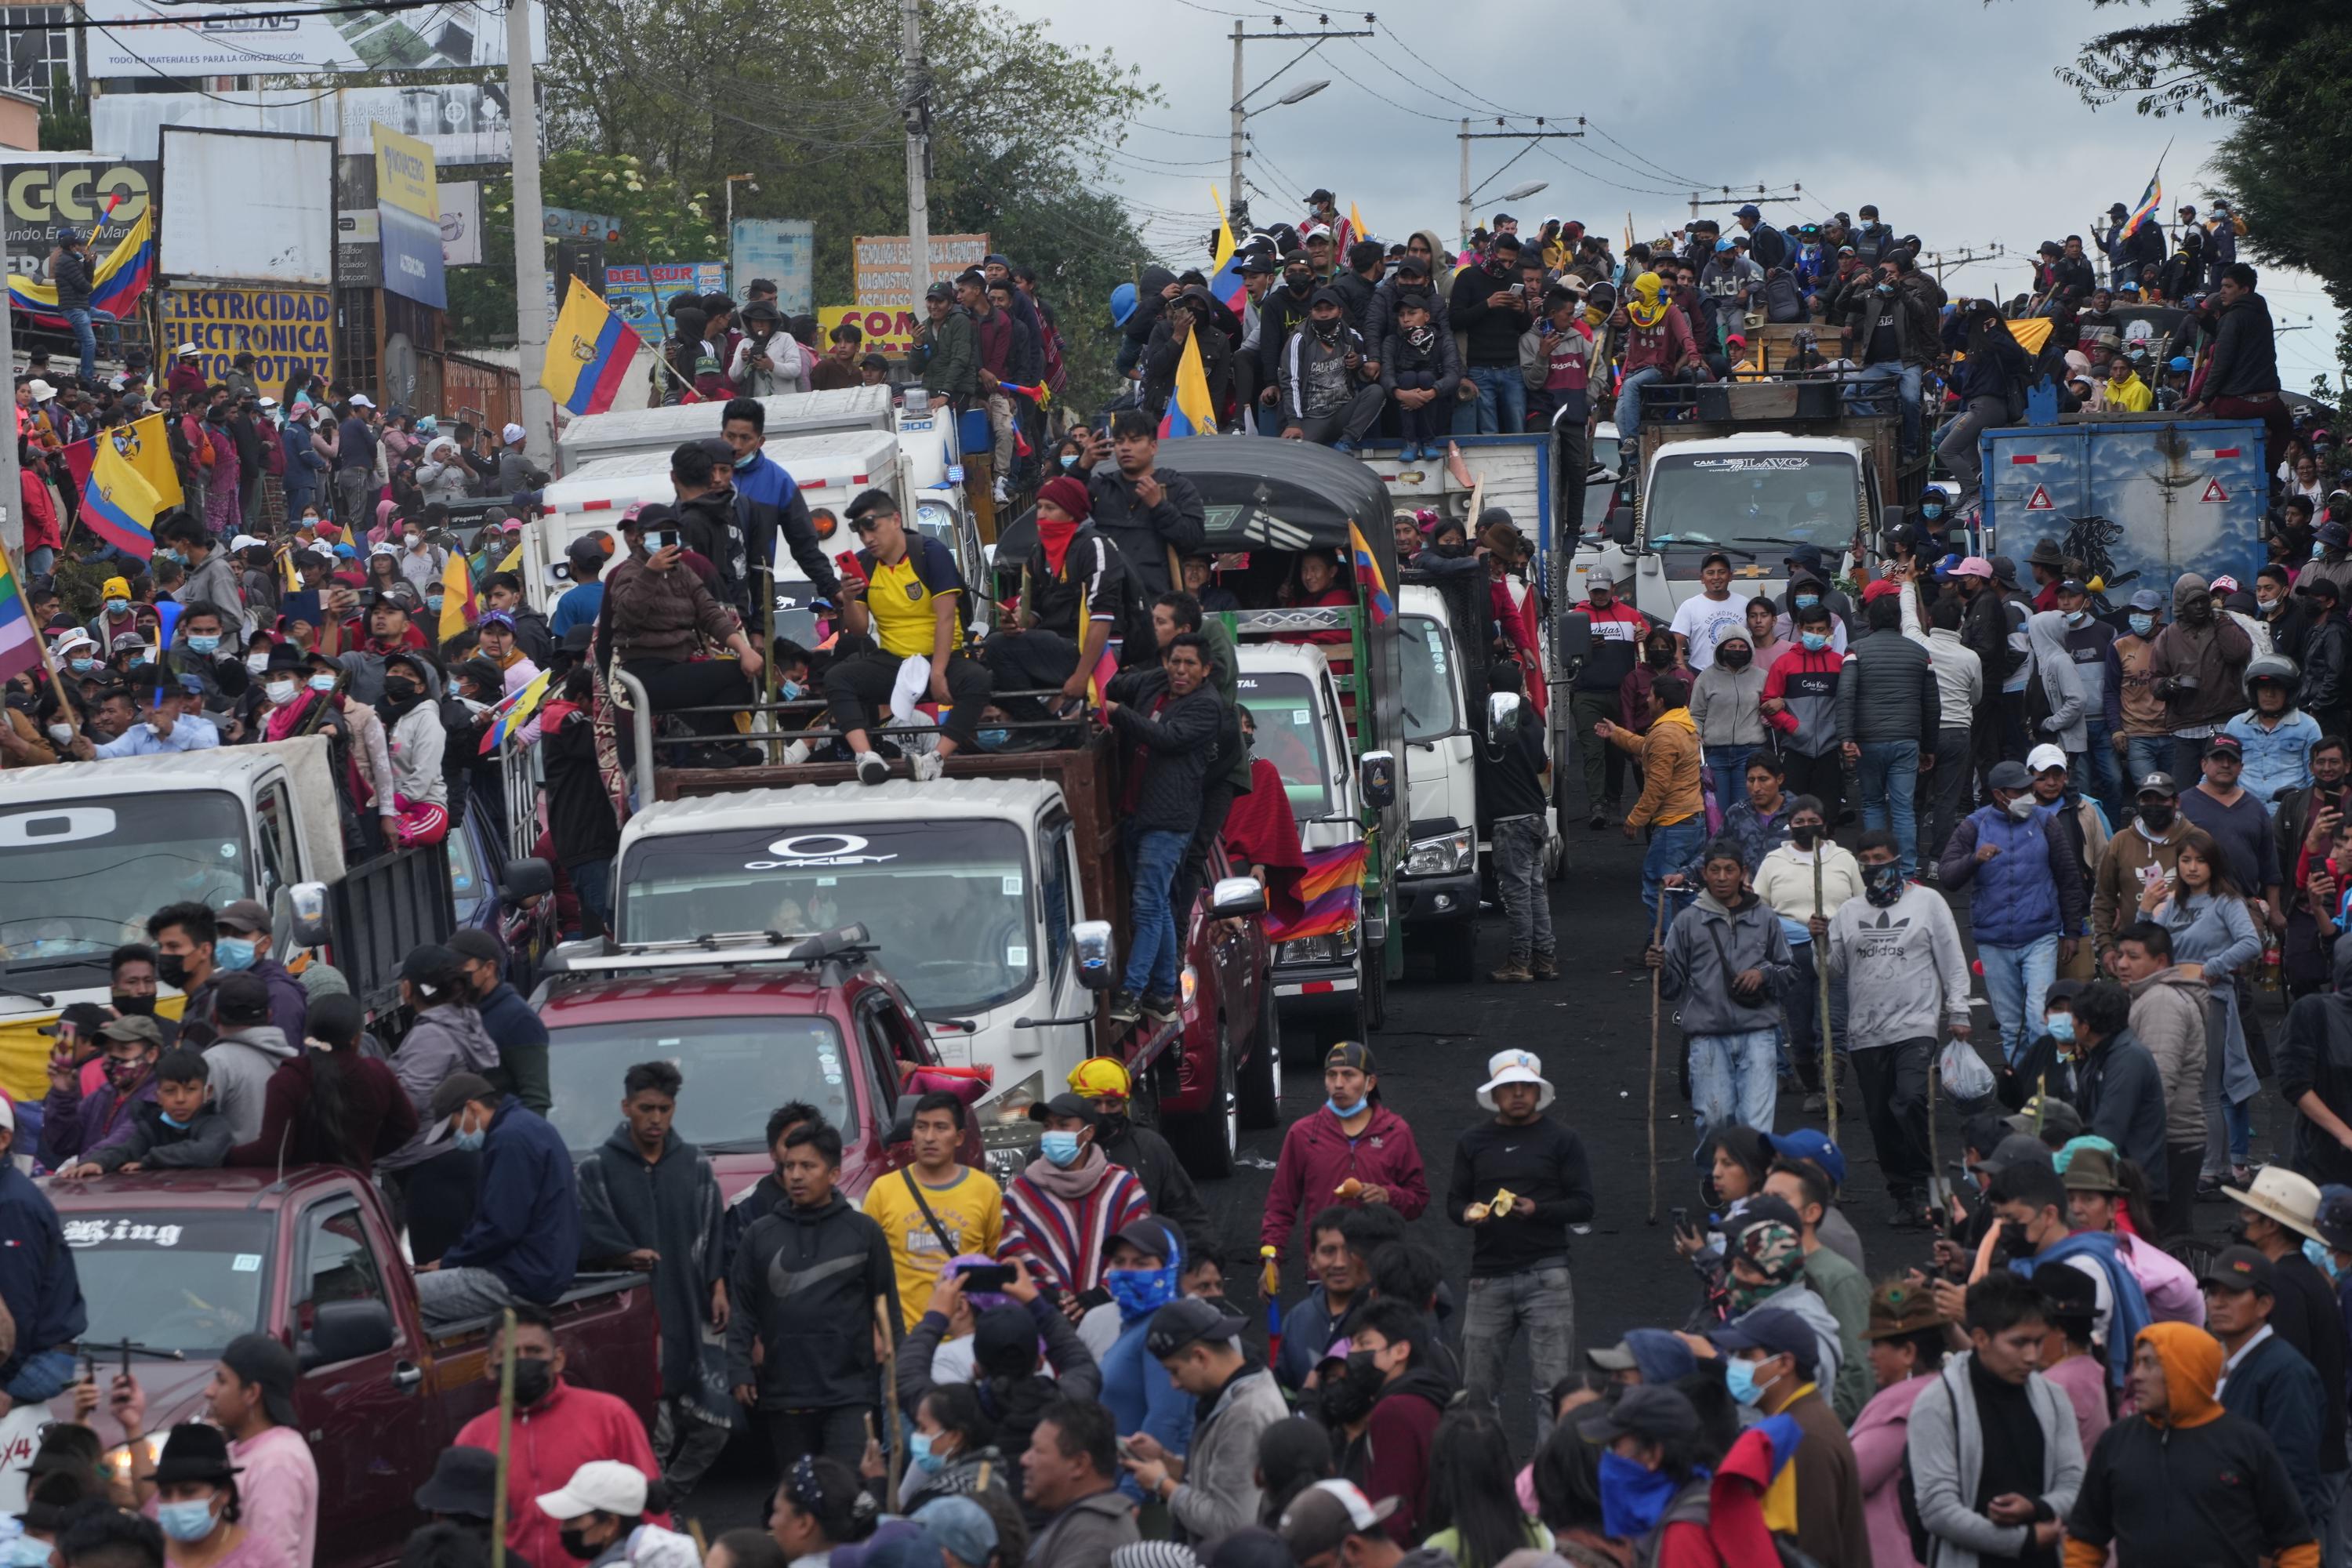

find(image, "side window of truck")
[254,782,299,903]
[1040,816,1073,979]
[294,1201,394,1341]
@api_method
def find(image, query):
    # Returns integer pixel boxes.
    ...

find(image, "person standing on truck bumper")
[1102,633,1225,1026]
[728,1121,898,1475]
[826,488,994,787]
[414,1072,582,1328]
[0,1097,88,1414]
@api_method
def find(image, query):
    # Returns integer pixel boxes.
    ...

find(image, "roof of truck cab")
[1236,641,1337,681]
[622,777,1068,840]
[0,745,291,802]
[42,1163,358,1209]
[545,430,899,506]
[557,385,891,458]
[1650,434,1871,457]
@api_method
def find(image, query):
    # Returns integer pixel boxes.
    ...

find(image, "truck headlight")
[1403,829,1474,877]
[1275,927,1359,965]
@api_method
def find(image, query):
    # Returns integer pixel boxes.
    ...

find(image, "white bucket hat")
[1478,1047,1554,1111]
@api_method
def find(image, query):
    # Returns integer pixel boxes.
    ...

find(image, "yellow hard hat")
[1068,1057,1132,1099]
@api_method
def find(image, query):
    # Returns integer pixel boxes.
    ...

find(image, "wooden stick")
[491,1307,516,1568]
[1647,891,1668,1225]
[1814,851,1837,1139]
[874,1294,904,1501]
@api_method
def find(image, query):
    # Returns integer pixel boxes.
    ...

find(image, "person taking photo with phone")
[601,503,762,745]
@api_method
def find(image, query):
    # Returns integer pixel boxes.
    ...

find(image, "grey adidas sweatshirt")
[1823,882,1973,1049]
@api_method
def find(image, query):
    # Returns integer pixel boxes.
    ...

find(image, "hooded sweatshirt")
[2125,965,2211,1148]
[2026,608,2090,752]
[577,1125,725,1401]
[1824,881,1973,1049]
[378,1000,500,1172]
[1907,1350,2085,1568]
[1278,287,1370,423]
[2150,575,2255,731]
[1658,888,1793,1036]
[1259,1101,1428,1258]
[201,1022,298,1143]
[724,1188,895,1410]
[379,658,448,807]
[2063,1323,2319,1568]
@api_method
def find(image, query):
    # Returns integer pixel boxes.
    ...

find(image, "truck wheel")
[1166,1017,1238,1180]
[1237,982,1282,1130]
[1432,923,1476,985]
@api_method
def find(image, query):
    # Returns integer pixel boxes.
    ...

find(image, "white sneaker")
[992,476,1010,505]
[854,750,889,785]
[781,739,810,765]
[912,750,943,782]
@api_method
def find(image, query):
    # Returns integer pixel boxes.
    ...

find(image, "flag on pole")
[480,667,552,754]
[1208,184,1246,311]
[438,550,478,643]
[60,413,183,512]
[541,279,641,417]
[1346,520,1394,625]
[1348,201,1368,250]
[0,535,42,688]
[8,212,152,329]
[2122,166,2164,240]
[1157,332,1218,440]
[80,435,165,560]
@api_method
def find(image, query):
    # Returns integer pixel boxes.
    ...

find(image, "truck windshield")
[1396,616,1459,744]
[1236,671,1330,818]
[545,1015,856,1153]
[0,793,251,967]
[1644,451,1861,578]
[620,820,1035,1013]
[64,1211,272,1357]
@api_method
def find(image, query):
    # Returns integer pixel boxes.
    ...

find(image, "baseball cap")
[2129,589,2165,612]
[1585,1327,1697,1383]
[38,1000,110,1039]
[1735,203,1762,220]
[566,532,613,564]
[350,394,375,408]
[2205,733,2244,757]
[220,1333,299,1426]
[216,898,270,935]
[99,1014,164,1050]
[1025,1091,1102,1127]
[1574,1384,1701,1446]
[215,971,272,1026]
[1763,1127,1846,1189]
[1707,1307,1817,1377]
[1951,556,1994,580]
[1970,1132,2055,1175]
[428,1072,499,1121]
[2302,577,2344,601]
[1279,1481,1401,1563]
[1109,1215,1182,1265]
[535,1460,647,1521]
[1143,1296,1249,1359]
[1987,760,2032,792]
[2199,1244,2276,1296]
[2132,771,2178,797]
[2316,1189,2352,1254]
[2026,743,2070,775]
[1323,1041,1375,1074]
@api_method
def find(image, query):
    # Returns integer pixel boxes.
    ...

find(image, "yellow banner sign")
[158,284,335,388]
[819,303,922,358]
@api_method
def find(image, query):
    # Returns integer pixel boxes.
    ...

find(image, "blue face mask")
[105,597,129,615]
[1722,1356,1762,1407]
[160,1109,190,1130]
[10,1534,53,1568]
[1921,503,1944,520]
[71,657,95,673]
[1325,1096,1362,1120]
[2129,613,2156,637]
[2306,1237,2347,1283]
[453,1117,487,1152]
[426,594,445,612]
[780,679,806,702]
[1792,593,1820,611]
[1105,1263,1180,1319]
[1800,631,1829,652]
[1596,1450,1682,1540]
[156,1502,216,1544]
[2065,609,2089,626]
[1059,455,1079,470]
[309,673,338,693]
[2045,1011,2077,1046]
[214,937,256,971]
[908,1431,948,1475]
[186,634,220,655]
[1039,1130,1082,1167]
[733,450,756,470]
[978,728,1010,750]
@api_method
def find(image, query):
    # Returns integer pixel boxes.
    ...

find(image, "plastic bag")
[1939,1035,1998,1105]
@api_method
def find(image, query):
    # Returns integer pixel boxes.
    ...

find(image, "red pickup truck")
[38,1167,659,1568]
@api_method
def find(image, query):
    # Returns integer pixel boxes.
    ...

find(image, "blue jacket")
[549,583,605,639]
[2009,1230,2151,1392]
[0,1162,88,1388]
[441,1096,580,1304]
[1938,804,2084,947]
[2217,1328,2328,1525]
[1100,1311,1193,1501]
[1275,1283,1360,1393]
[281,425,326,493]
[2224,710,2323,803]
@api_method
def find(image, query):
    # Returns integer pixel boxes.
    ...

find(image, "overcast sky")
[1004,0,2343,393]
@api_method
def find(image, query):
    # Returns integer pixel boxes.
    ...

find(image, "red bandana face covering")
[1036,514,1079,575]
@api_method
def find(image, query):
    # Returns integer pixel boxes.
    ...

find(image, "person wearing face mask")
[2150,573,2255,782]
[1940,761,2088,1067]
[1649,840,1793,1149]
[1065,1058,1207,1255]
[1761,602,1848,826]
[1001,1093,1152,1305]
[1276,286,1384,450]
[2109,589,2173,789]
[1686,1308,1867,1568]
[1826,830,1973,1229]
[36,1012,165,1169]
[1087,1218,1197,1489]
[413,1071,581,1330]
[896,1390,1014,1518]
[86,573,149,652]
[1985,1155,2152,1399]
[190,972,296,1146]
[1688,632,1769,819]
[141,1425,263,1568]
[376,942,499,1191]
[532,1461,695,1568]
[207,899,305,1041]
[372,651,449,847]
[451,1305,667,1568]
[1260,1044,1429,1265]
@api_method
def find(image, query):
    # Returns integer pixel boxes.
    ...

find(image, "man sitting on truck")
[413,1070,582,1330]
[824,487,995,786]
[983,475,1154,720]
[72,664,219,759]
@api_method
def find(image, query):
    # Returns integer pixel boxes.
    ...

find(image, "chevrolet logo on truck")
[744,833,901,870]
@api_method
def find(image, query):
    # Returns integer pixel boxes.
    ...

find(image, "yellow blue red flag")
[541,280,641,417]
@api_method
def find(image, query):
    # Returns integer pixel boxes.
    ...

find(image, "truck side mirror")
[1487,689,1525,735]
[887,1092,923,1145]
[302,1298,394,1369]
[1208,877,1267,919]
[1073,921,1115,990]
[1359,751,1397,812]
[1555,609,1593,668]
[500,857,555,905]
[287,881,331,949]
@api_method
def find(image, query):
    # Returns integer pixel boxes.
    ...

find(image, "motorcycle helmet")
[2244,654,2299,699]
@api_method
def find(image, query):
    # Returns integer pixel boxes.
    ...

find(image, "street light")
[1501,180,1548,202]
[1231,78,1330,200]
[723,172,758,237]
[1272,79,1329,109]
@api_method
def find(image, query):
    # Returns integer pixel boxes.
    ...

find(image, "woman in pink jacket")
[1849,1280,1952,1568]
[1259,1041,1428,1261]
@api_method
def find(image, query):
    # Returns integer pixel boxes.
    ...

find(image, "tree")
[2060,0,2352,376]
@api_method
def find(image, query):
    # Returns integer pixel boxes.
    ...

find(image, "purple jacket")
[248,957,309,1043]
[37,1072,160,1168]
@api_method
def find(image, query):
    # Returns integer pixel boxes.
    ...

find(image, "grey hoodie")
[379,1001,499,1171]
[201,1024,296,1143]
[1906,1350,2085,1568]
[2027,609,2089,752]
[1658,889,1791,1036]
[1824,882,1974,1050]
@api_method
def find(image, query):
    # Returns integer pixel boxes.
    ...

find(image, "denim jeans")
[1467,363,1526,434]
[1979,933,2059,1065]
[2078,720,2123,826]
[1690,1027,1780,1149]
[1842,361,1924,455]
[1641,818,1706,932]
[568,855,614,937]
[1704,743,1759,821]
[1615,366,1664,449]
[2125,735,2171,797]
[1462,1263,1577,1444]
[23,545,53,579]
[64,306,95,383]
[415,1265,515,1328]
[3,1348,77,1403]
[1494,815,1553,966]
[1856,739,1922,877]
[1123,827,1189,996]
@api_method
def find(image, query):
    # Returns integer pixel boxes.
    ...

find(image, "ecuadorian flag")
[541,278,641,417]
[1207,183,1246,312]
[1158,331,1218,440]
[1346,518,1393,625]
[481,667,552,755]
[82,434,164,560]
[9,212,154,328]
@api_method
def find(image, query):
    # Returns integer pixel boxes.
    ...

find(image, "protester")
[0,1093,85,1412]
[862,1090,1006,1331]
[1939,760,2087,1066]
[1849,1280,1950,1568]
[1003,1092,1152,1300]
[1650,839,1793,1147]
[1597,674,1705,929]
[1023,1399,1142,1568]
[1261,1044,1428,1262]
[226,993,415,1172]
[413,1072,581,1327]
[2199,1246,2331,1532]
[1699,1306,1869,1568]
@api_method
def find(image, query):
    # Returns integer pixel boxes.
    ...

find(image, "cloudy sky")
[1005,0,2342,392]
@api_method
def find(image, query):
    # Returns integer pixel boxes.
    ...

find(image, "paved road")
[681,825,2278,1531]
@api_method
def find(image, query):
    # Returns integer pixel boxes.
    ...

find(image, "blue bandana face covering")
[1597,1451,1683,1538]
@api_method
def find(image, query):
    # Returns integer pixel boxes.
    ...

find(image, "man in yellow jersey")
[823,486,995,784]
[858,1089,1004,1330]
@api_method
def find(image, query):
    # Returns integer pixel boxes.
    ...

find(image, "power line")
[1370,16,1528,119]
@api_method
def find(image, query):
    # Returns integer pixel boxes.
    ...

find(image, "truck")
[31,1167,659,1568]
[593,720,1278,1180]
[0,740,479,1097]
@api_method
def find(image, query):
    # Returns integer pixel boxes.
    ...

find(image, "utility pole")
[1928,243,2005,285]
[1457,119,1582,249]
[506,0,552,467]
[900,0,930,302]
[1229,16,1369,223]
[1229,22,1245,220]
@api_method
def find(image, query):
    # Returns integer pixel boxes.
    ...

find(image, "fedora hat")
[2223,1166,2329,1246]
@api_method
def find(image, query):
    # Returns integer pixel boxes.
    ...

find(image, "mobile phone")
[1511,282,1526,297]
[1075,1285,1114,1312]
[1116,1439,1140,1462]
[1670,1206,1689,1232]
[835,548,869,585]
[644,528,681,552]
[956,1263,1014,1292]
